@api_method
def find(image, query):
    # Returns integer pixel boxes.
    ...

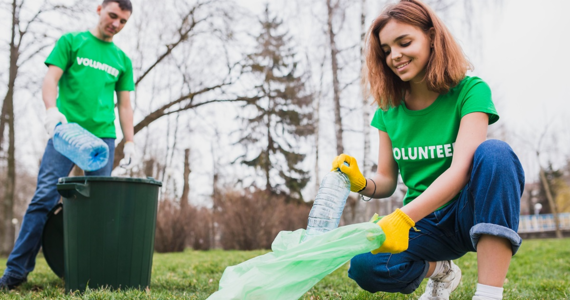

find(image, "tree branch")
[18,42,51,65]
[135,4,209,86]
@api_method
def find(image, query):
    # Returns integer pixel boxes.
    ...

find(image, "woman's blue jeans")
[3,138,115,280]
[348,140,525,294]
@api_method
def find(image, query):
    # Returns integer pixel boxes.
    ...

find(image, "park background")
[0,0,569,296]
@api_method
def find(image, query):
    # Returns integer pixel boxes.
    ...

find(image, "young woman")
[331,1,524,299]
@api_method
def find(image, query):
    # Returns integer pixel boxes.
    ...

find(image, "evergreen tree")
[235,6,314,203]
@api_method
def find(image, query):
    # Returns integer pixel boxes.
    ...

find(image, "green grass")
[1,238,569,299]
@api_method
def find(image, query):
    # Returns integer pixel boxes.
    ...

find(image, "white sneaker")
[418,260,462,300]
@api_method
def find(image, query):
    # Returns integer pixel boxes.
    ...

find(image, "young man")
[0,0,136,290]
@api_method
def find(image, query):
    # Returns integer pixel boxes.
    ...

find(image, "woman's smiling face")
[379,20,433,83]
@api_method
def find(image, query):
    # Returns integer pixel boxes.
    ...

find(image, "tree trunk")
[1,0,20,255]
[0,97,9,152]
[211,165,219,250]
[265,115,272,192]
[2,95,16,255]
[181,148,191,208]
[143,157,156,178]
[180,148,191,248]
[0,0,17,150]
[326,0,344,155]
[314,84,321,195]
[539,165,563,238]
[360,0,371,177]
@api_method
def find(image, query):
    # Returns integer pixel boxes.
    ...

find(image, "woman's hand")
[372,208,415,254]
[331,154,367,192]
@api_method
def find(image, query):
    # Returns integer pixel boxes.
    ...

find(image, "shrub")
[154,197,214,252]
[216,189,310,250]
[154,198,187,253]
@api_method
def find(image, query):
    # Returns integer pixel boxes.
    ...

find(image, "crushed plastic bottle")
[302,166,351,242]
[53,123,109,172]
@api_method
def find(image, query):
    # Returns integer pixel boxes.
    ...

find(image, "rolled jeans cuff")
[470,223,522,255]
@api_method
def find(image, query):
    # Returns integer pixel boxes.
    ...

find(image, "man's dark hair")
[102,0,133,12]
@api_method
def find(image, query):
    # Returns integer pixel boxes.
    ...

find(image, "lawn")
[0,238,569,299]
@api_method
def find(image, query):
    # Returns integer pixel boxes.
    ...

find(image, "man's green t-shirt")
[45,31,135,138]
[371,76,499,208]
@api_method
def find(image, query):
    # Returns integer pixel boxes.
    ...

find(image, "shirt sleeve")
[115,55,135,92]
[45,34,72,71]
[370,108,387,132]
[460,78,499,125]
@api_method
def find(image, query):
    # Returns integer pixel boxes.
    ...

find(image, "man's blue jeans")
[3,138,115,279]
[348,140,525,294]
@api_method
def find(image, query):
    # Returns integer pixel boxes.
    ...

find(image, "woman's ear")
[429,27,436,47]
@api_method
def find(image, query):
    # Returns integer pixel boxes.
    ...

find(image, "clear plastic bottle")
[302,168,351,242]
[53,123,109,172]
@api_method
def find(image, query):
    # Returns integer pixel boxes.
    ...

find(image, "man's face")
[96,2,131,40]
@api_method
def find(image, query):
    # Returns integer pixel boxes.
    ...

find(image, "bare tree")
[359,0,374,176]
[534,128,563,239]
[0,0,82,254]
[181,148,191,206]
[516,123,563,238]
[538,164,562,238]
[326,0,345,155]
[306,49,328,196]
[112,0,257,169]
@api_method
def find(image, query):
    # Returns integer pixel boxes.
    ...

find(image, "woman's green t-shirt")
[371,76,499,207]
[44,31,135,138]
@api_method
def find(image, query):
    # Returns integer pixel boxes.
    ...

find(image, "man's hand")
[120,141,137,170]
[372,208,415,254]
[331,154,367,192]
[44,107,67,139]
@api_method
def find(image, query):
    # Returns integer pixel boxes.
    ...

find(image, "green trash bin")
[57,176,162,293]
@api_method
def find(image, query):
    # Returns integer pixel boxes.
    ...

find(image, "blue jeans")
[348,140,525,294]
[3,138,115,279]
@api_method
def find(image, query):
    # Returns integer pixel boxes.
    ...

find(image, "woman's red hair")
[364,0,471,109]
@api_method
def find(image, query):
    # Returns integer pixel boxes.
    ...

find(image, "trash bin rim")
[57,176,162,187]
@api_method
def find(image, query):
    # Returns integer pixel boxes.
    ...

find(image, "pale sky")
[473,0,570,179]
[476,0,570,131]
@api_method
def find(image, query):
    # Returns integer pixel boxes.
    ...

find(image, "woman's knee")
[474,140,513,162]
[348,253,383,293]
[348,252,428,294]
[474,140,524,182]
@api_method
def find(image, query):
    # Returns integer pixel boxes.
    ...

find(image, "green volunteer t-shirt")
[45,31,135,138]
[371,76,498,208]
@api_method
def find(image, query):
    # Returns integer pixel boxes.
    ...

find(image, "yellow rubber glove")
[371,208,415,254]
[331,154,367,192]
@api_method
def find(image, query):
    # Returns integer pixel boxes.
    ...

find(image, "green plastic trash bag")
[207,221,385,300]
